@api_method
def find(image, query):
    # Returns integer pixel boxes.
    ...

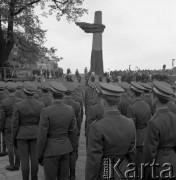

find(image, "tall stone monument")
[76,11,105,75]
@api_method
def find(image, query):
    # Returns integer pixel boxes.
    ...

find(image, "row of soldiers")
[0,80,84,180]
[84,78,176,180]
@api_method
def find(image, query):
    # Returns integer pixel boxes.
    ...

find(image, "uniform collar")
[134,98,141,103]
[9,94,15,97]
[25,96,34,99]
[156,107,169,114]
[64,96,71,100]
[52,100,63,105]
[104,110,121,116]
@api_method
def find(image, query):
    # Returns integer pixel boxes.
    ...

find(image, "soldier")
[37,81,78,180]
[127,82,151,170]
[38,82,52,107]
[142,81,176,179]
[0,82,20,171]
[85,83,136,180]
[63,81,80,180]
[141,83,153,114]
[0,81,7,157]
[118,82,133,117]
[33,81,42,100]
[15,82,25,99]
[85,82,104,147]
[12,81,44,180]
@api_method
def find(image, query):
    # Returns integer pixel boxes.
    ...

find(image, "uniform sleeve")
[86,106,95,135]
[127,106,136,124]
[37,108,49,160]
[142,120,159,164]
[0,101,6,132]
[85,122,103,180]
[68,110,79,150]
[12,104,20,141]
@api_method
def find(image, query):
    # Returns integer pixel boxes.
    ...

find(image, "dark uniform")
[86,83,136,180]
[0,81,7,156]
[38,82,52,107]
[141,83,153,114]
[142,81,176,179]
[0,82,21,170]
[127,82,151,167]
[118,82,133,117]
[37,81,78,180]
[15,82,25,99]
[12,82,44,180]
[63,81,81,180]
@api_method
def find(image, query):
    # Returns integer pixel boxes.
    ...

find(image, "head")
[130,89,142,99]
[101,95,120,109]
[51,92,64,100]
[153,92,169,107]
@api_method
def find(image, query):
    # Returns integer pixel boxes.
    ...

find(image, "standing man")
[86,83,136,180]
[38,82,52,107]
[143,81,176,179]
[63,81,80,180]
[15,82,25,99]
[37,81,78,180]
[0,82,21,171]
[12,81,44,180]
[127,82,151,169]
[0,81,7,157]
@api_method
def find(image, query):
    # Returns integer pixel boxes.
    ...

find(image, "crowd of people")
[0,73,176,180]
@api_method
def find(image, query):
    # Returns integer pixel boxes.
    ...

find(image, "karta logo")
[102,158,175,179]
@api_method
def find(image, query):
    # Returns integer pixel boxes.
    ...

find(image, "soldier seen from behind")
[37,81,78,180]
[12,81,44,180]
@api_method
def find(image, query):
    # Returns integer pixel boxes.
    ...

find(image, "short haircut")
[102,95,119,106]
[52,92,63,99]
[24,91,34,96]
[42,89,49,93]
[65,91,71,96]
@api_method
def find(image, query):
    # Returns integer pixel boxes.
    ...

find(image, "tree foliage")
[0,0,87,67]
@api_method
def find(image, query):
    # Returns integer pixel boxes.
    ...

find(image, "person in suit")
[38,82,52,107]
[0,82,21,171]
[127,82,151,171]
[86,82,136,180]
[0,81,8,157]
[142,81,176,179]
[63,81,80,180]
[12,81,44,180]
[37,81,78,180]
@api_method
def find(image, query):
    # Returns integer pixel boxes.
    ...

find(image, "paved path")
[0,118,86,180]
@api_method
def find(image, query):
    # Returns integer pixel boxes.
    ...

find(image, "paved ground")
[0,118,86,180]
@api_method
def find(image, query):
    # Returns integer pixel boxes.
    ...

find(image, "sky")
[36,0,176,73]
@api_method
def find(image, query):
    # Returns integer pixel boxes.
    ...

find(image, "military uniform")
[37,81,78,180]
[38,82,52,107]
[15,82,25,99]
[12,82,44,180]
[127,82,151,167]
[0,82,21,171]
[63,81,81,180]
[86,83,136,180]
[142,81,176,179]
[0,81,7,156]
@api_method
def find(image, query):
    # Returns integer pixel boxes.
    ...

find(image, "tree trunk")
[0,42,14,67]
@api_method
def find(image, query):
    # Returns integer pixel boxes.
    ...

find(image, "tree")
[0,0,87,67]
[163,64,166,70]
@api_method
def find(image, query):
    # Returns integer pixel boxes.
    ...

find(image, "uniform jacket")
[12,96,44,140]
[38,94,52,107]
[37,101,78,159]
[85,110,136,180]
[167,101,176,114]
[15,90,25,99]
[142,108,176,178]
[142,93,153,114]
[118,94,132,117]
[0,95,21,132]
[86,103,104,136]
[127,98,151,146]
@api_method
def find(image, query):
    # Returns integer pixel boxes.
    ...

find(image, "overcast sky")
[37,0,176,73]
